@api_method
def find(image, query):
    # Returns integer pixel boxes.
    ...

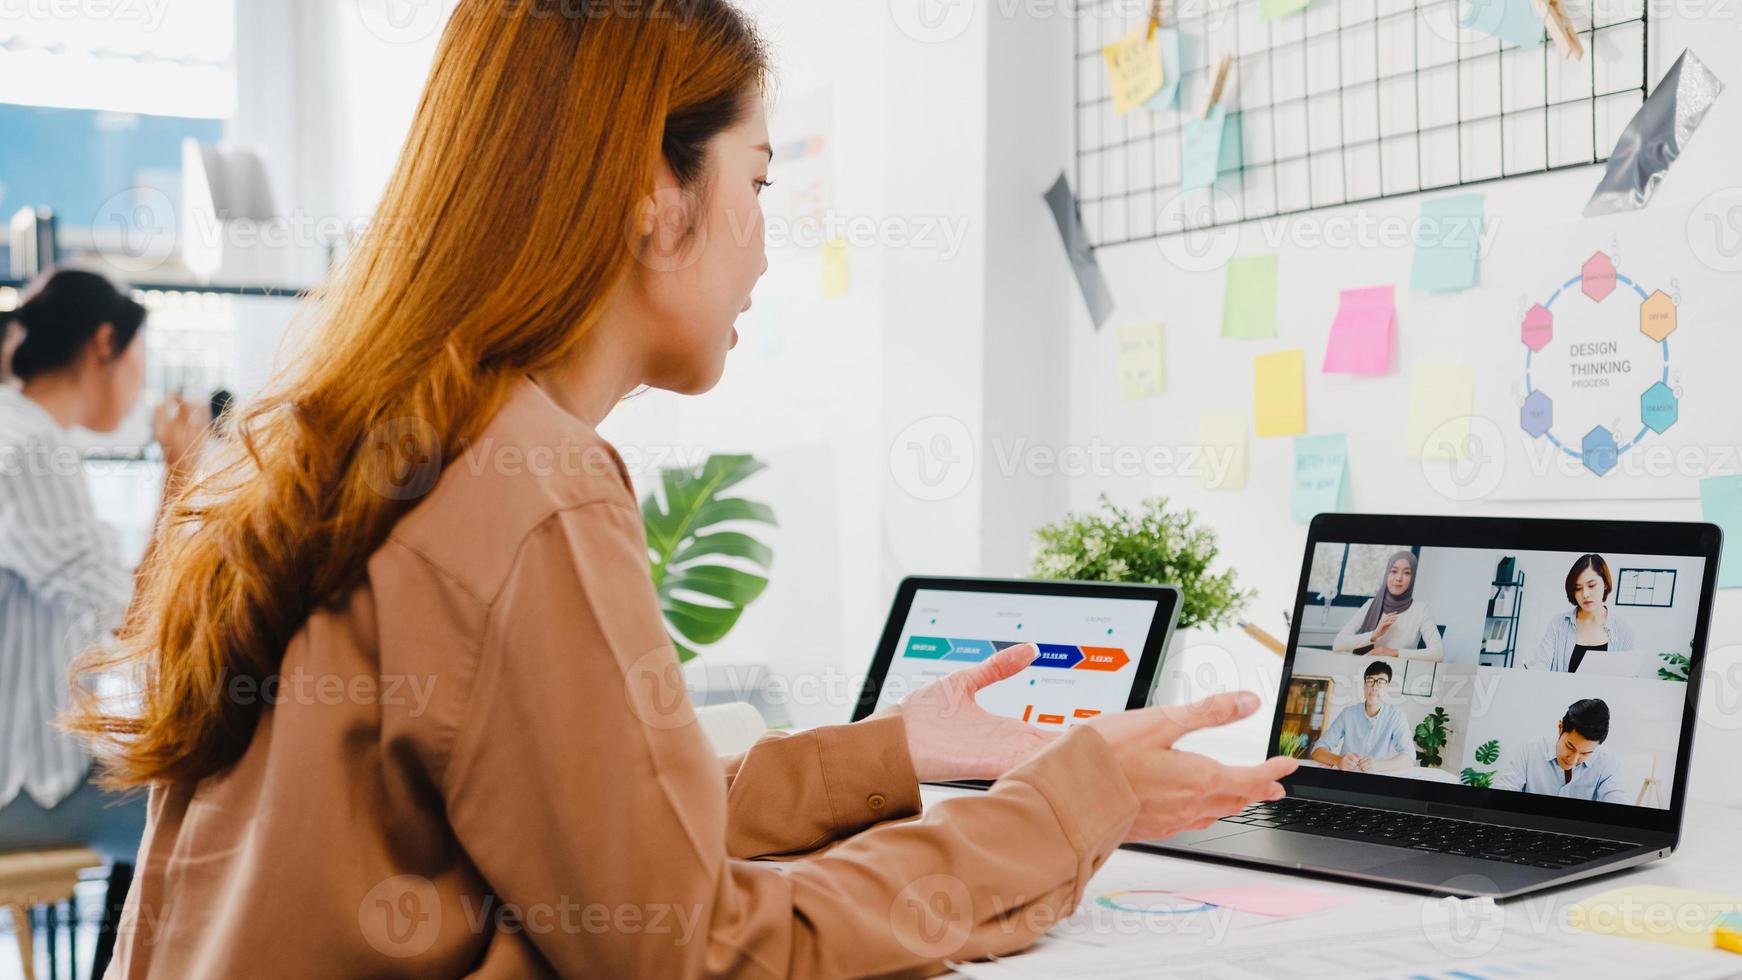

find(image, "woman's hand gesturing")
[1086,693,1298,841]
[892,643,1058,783]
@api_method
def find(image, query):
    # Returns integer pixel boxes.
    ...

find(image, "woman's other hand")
[1086,692,1298,841]
[1371,611,1400,642]
[893,643,1058,783]
[152,392,211,475]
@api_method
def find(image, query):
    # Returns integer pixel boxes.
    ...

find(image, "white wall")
[1049,17,1742,804]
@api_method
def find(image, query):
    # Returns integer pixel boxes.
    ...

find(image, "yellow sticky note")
[1117,322,1165,400]
[1198,410,1248,490]
[821,238,849,299]
[1254,349,1306,437]
[1102,25,1164,117]
[1407,363,1475,460]
[1569,886,1742,950]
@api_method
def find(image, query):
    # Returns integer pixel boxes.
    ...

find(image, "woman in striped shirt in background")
[0,268,208,970]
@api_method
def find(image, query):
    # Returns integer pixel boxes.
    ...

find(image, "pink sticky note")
[1175,883,1359,917]
[1323,285,1395,375]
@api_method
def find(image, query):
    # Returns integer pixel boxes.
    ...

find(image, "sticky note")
[1412,194,1483,293]
[1261,0,1314,18]
[1182,104,1228,191]
[1407,363,1476,460]
[1044,173,1116,330]
[1221,255,1277,339]
[1198,410,1248,490]
[1323,285,1394,374]
[1570,886,1742,948]
[1292,434,1350,523]
[1463,0,1545,49]
[1254,350,1306,437]
[1699,477,1742,589]
[1178,883,1358,917]
[821,238,849,299]
[1103,25,1165,117]
[1144,28,1184,111]
[1117,322,1166,400]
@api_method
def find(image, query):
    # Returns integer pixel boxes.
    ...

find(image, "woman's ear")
[92,322,117,362]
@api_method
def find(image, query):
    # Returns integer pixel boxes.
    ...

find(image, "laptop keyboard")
[1223,798,1636,870]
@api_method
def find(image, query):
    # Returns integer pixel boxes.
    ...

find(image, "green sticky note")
[1182,104,1227,191]
[1261,0,1312,19]
[1144,28,1184,111]
[1700,476,1742,589]
[1292,434,1350,523]
[1411,194,1483,293]
[1463,0,1545,48]
[1221,254,1277,339]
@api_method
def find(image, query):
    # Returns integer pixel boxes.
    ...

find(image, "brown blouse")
[107,380,1140,978]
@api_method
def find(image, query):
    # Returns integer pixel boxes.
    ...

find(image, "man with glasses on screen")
[1492,699,1630,804]
[1310,661,1416,773]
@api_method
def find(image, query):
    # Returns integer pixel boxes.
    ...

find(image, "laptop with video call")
[1134,513,1723,899]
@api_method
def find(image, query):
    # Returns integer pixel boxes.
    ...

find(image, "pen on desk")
[1237,619,1286,657]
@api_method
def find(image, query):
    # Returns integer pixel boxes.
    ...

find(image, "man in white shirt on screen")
[1492,698,1630,804]
[1310,660,1416,773]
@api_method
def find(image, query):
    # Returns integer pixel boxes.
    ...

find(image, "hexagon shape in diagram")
[1581,252,1617,302]
[1581,426,1619,477]
[1522,304,1553,352]
[1641,381,1678,434]
[1640,290,1677,342]
[1521,391,1553,438]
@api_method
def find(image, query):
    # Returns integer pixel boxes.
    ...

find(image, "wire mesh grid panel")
[1073,0,1649,248]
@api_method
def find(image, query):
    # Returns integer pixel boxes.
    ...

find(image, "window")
[1306,543,1418,607]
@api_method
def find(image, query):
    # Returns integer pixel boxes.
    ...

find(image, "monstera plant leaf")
[642,454,776,662]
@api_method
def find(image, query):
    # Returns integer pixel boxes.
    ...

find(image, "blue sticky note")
[1700,476,1742,589]
[1144,29,1184,111]
[1220,111,1244,175]
[1182,105,1228,191]
[1463,0,1545,49]
[1411,193,1483,293]
[1292,434,1351,524]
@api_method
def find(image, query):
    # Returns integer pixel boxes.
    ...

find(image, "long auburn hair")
[65,0,768,787]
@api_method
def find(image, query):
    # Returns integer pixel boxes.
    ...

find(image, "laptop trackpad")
[1197,829,1405,872]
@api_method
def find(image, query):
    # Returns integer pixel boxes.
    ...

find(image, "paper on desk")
[1569,884,1742,949]
[953,897,1742,979]
[1116,322,1166,400]
[1291,433,1350,523]
[1461,0,1545,49]
[1253,350,1306,437]
[1699,476,1742,588]
[1220,255,1276,339]
[1103,25,1165,116]
[1174,882,1358,917]
[1411,193,1483,293]
[1322,285,1393,374]
[1198,410,1248,490]
[1407,363,1476,460]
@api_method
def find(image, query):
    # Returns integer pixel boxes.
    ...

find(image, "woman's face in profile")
[1572,568,1606,611]
[631,97,771,395]
[1384,559,1413,596]
[85,325,147,434]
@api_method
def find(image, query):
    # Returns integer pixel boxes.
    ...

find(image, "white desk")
[923,783,1742,975]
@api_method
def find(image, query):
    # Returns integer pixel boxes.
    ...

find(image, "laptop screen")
[1279,542,1705,813]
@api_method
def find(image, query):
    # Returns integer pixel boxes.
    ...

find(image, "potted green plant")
[642,454,776,662]
[1414,706,1451,768]
[1029,496,1254,630]
[1460,738,1501,787]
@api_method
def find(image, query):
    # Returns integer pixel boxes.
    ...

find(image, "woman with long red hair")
[67,1,1294,975]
